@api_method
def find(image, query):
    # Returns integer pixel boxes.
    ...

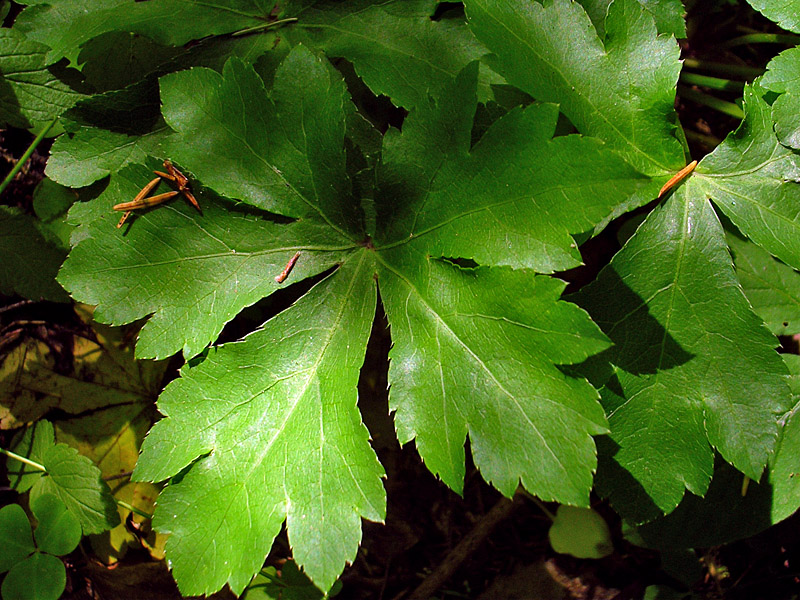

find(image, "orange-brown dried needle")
[114,176,162,228]
[114,191,180,228]
[155,160,201,212]
[113,190,180,212]
[658,160,698,198]
[116,211,133,229]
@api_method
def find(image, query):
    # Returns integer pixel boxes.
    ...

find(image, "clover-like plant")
[0,494,81,600]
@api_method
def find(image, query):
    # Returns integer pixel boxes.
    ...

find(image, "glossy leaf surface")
[135,253,384,595]
[692,85,800,272]
[0,28,85,131]
[576,185,791,522]
[466,0,685,177]
[294,0,496,108]
[633,354,800,548]
[744,0,800,33]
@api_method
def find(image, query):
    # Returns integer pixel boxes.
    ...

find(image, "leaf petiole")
[677,86,744,119]
[720,33,800,49]
[0,447,47,472]
[682,58,764,81]
[679,72,744,92]
[116,499,153,521]
[231,17,298,37]
[0,116,59,198]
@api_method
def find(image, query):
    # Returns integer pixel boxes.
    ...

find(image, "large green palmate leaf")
[0,28,85,131]
[743,0,800,34]
[291,0,499,109]
[465,0,685,179]
[13,0,274,64]
[23,0,800,596]
[378,248,610,501]
[53,43,647,594]
[373,63,639,499]
[134,252,384,595]
[691,85,800,272]
[761,47,800,150]
[573,84,797,522]
[575,184,791,523]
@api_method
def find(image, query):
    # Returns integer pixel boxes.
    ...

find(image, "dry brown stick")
[0,299,34,315]
[104,471,134,482]
[406,494,520,600]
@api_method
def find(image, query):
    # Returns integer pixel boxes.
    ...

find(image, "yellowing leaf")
[548,506,613,559]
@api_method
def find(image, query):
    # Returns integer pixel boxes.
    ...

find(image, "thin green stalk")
[678,85,745,119]
[682,58,764,80]
[720,33,800,49]
[735,24,761,35]
[0,116,58,198]
[679,72,745,92]
[0,447,47,472]
[232,17,298,37]
[116,499,153,521]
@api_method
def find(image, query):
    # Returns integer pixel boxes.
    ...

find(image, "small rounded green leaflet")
[1,552,66,600]
[0,504,35,572]
[0,496,79,600]
[31,494,81,557]
[548,505,613,559]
